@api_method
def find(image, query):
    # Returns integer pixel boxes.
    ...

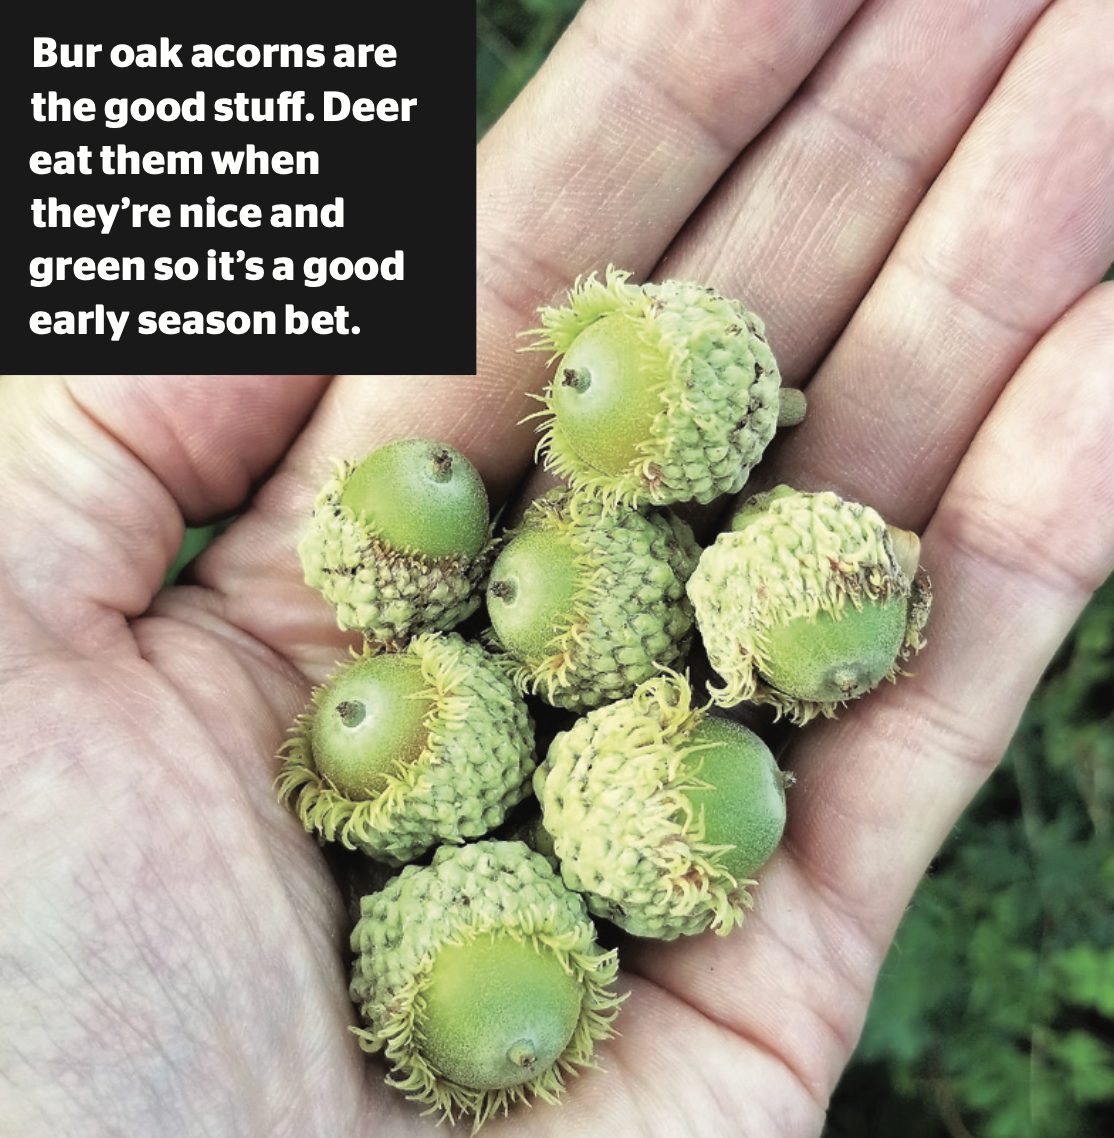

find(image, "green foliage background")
[478,3,1114,1135]
[477,0,582,136]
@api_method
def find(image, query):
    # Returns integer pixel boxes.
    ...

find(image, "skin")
[1,1,1112,1135]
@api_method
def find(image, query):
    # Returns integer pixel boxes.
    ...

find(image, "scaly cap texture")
[350,840,623,1129]
[531,266,784,508]
[688,485,932,723]
[534,674,758,940]
[276,633,535,865]
[299,459,495,645]
[488,487,700,711]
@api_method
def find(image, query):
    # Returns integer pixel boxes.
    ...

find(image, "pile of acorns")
[277,267,932,1129]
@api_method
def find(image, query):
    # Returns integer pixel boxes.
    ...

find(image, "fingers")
[759,0,1114,528]
[627,280,1114,1098]
[68,375,329,521]
[0,376,327,649]
[660,0,1052,384]
[789,281,1114,944]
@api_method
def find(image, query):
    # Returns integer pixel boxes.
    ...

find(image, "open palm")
[3,2,1113,1136]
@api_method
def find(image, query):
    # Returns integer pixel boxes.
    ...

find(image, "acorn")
[688,485,932,722]
[276,633,535,865]
[349,840,623,1127]
[298,438,494,645]
[534,674,789,940]
[529,266,805,508]
[486,487,699,710]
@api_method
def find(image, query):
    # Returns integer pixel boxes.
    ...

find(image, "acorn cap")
[689,485,932,723]
[276,633,536,865]
[530,266,789,508]
[299,446,494,646]
[534,674,788,940]
[486,487,699,711]
[350,840,623,1128]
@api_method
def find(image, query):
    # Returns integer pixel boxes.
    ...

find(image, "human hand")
[2,1,1112,1135]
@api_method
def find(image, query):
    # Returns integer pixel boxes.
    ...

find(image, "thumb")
[0,374,328,654]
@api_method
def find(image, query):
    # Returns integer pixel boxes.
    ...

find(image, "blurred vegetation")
[479,2,1114,1136]
[165,521,225,585]
[477,0,582,136]
[828,579,1114,1138]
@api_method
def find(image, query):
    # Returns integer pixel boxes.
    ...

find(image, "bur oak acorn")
[530,266,805,508]
[688,485,932,722]
[298,439,494,645]
[534,674,790,940]
[486,487,699,710]
[349,841,623,1127]
[276,633,535,865]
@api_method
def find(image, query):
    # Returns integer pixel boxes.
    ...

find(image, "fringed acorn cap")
[349,841,623,1130]
[298,440,495,646]
[534,674,788,940]
[529,267,802,509]
[276,633,535,865]
[485,487,699,711]
[689,485,932,723]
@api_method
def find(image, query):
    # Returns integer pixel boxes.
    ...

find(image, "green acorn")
[276,633,535,865]
[350,840,623,1128]
[529,266,805,508]
[534,674,789,940]
[485,487,699,711]
[299,439,494,645]
[688,485,932,723]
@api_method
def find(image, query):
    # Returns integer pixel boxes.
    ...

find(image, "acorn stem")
[561,367,592,393]
[830,666,865,697]
[489,578,516,604]
[887,526,922,580]
[335,699,367,728]
[776,388,807,427]
[507,1040,538,1070]
[428,448,454,483]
